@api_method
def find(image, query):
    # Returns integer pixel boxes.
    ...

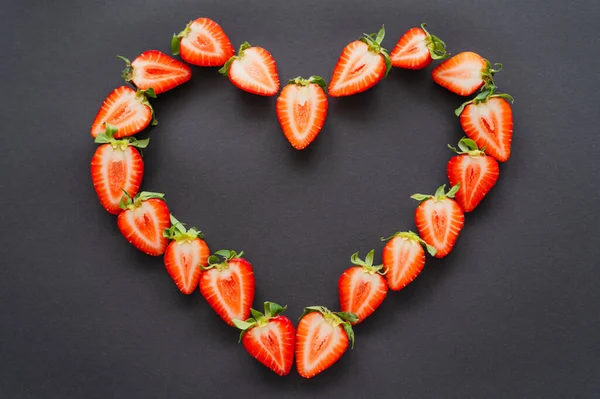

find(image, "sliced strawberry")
[328,25,391,97]
[276,76,328,150]
[162,215,210,294]
[411,185,465,258]
[381,231,436,291]
[90,123,147,214]
[232,301,295,376]
[447,137,500,212]
[90,86,156,138]
[390,23,448,70]
[117,51,191,95]
[432,51,501,96]
[456,91,514,162]
[117,192,171,256]
[171,17,235,67]
[199,250,255,326]
[338,250,387,324]
[219,42,280,96]
[295,306,357,378]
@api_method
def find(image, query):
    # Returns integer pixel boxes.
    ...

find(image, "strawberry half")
[171,17,235,67]
[390,23,448,70]
[328,25,391,97]
[162,215,210,294]
[432,52,502,96]
[117,51,191,95]
[219,42,280,96]
[411,184,465,258]
[295,306,357,379]
[117,191,171,256]
[232,301,295,376]
[276,76,328,150]
[90,86,156,138]
[447,137,500,212]
[338,250,387,324]
[199,250,255,326]
[456,90,515,162]
[380,231,436,291]
[90,123,147,214]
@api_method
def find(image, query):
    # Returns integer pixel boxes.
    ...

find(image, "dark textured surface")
[1,0,599,397]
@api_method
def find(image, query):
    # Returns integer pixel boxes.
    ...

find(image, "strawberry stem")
[94,123,150,150]
[206,249,244,271]
[447,137,485,157]
[411,184,460,203]
[359,25,392,77]
[117,55,134,84]
[162,214,203,241]
[421,23,449,60]
[171,21,192,56]
[232,301,287,342]
[350,250,385,274]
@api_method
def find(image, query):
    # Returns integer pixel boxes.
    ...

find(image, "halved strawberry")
[117,51,191,95]
[338,250,387,324]
[390,23,448,70]
[162,215,210,294]
[380,231,436,291]
[276,76,328,150]
[90,123,147,214]
[456,90,514,162]
[432,52,501,96]
[411,184,465,258]
[199,250,255,326]
[219,42,280,96]
[295,306,357,379]
[232,301,295,376]
[328,25,391,97]
[90,86,156,138]
[171,17,235,67]
[447,137,500,212]
[117,191,171,256]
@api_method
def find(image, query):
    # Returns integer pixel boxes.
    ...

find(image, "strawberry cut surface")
[90,144,144,214]
[276,76,328,150]
[460,97,513,162]
[117,195,171,256]
[173,17,235,66]
[123,50,192,95]
[200,253,255,326]
[90,86,153,138]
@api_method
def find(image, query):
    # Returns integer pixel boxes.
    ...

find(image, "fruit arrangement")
[89,18,514,378]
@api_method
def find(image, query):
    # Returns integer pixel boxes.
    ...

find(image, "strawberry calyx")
[480,59,503,93]
[218,42,252,76]
[421,23,449,60]
[232,301,287,342]
[359,25,392,77]
[171,21,193,56]
[289,75,327,91]
[411,183,461,203]
[448,137,486,157]
[135,88,158,126]
[162,214,203,242]
[350,249,386,275]
[94,123,150,150]
[300,306,358,348]
[120,190,166,210]
[116,55,135,84]
[380,230,437,257]
[201,249,244,271]
[454,87,514,116]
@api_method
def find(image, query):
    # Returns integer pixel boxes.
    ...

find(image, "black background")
[1,0,599,397]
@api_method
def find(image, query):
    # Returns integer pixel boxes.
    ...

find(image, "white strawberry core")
[172,241,202,288]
